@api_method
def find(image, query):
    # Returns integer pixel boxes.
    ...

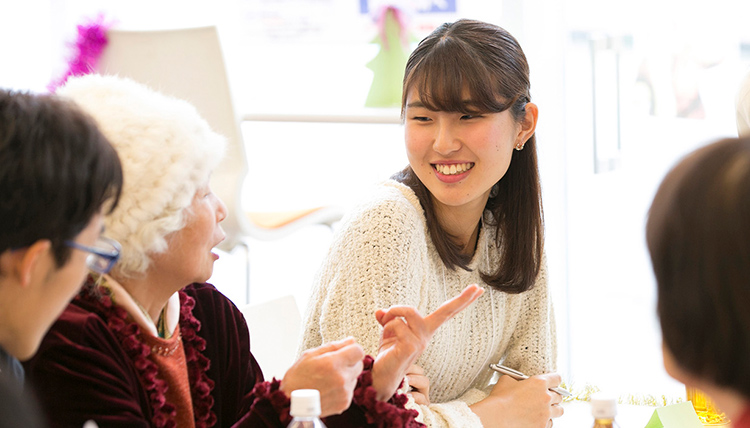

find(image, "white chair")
[737,70,750,137]
[96,26,343,300]
[240,295,302,380]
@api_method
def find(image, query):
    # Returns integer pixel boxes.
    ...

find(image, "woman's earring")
[515,143,525,151]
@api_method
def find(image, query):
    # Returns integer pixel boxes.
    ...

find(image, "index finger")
[532,372,563,388]
[424,284,484,332]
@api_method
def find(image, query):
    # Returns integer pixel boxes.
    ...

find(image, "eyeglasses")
[65,236,121,274]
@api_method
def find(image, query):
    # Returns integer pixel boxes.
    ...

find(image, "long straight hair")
[394,19,543,294]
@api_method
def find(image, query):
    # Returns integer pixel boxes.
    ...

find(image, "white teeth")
[435,163,474,175]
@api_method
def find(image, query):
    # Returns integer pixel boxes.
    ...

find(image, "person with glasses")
[0,88,123,424]
[64,237,122,276]
[24,74,483,428]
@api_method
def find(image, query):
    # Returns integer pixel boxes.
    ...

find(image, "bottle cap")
[290,389,321,417]
[590,392,618,419]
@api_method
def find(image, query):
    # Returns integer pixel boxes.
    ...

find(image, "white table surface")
[557,401,658,428]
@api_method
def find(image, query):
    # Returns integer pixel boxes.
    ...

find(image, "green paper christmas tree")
[365,6,411,108]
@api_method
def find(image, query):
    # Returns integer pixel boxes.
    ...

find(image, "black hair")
[0,89,122,266]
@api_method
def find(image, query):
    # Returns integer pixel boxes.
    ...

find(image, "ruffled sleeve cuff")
[247,378,292,427]
[350,355,424,428]
[245,356,423,428]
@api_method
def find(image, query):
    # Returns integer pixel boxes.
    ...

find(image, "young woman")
[647,137,750,428]
[24,74,482,428]
[300,19,562,428]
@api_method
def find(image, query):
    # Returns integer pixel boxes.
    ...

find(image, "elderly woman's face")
[157,183,227,285]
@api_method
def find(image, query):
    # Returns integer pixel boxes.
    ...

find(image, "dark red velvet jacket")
[24,281,422,428]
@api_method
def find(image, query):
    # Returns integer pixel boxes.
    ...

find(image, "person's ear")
[17,240,53,287]
[514,102,538,147]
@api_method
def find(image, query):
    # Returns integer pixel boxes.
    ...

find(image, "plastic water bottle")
[287,389,327,428]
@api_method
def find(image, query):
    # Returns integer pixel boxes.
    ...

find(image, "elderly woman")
[24,75,482,428]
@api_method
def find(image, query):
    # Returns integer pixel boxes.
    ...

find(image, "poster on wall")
[239,0,462,44]
[360,0,459,39]
[359,0,457,14]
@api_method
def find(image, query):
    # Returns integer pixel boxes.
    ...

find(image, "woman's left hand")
[406,364,430,405]
[370,284,484,401]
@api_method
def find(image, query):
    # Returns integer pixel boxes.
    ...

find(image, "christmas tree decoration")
[364,5,411,108]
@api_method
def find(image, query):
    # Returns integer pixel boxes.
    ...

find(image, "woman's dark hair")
[647,137,750,398]
[394,19,543,294]
[0,89,123,267]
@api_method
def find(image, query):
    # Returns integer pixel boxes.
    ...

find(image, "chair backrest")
[97,25,250,250]
[737,70,750,137]
[240,295,302,379]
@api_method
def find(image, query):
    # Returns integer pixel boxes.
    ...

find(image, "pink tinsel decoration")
[47,15,111,93]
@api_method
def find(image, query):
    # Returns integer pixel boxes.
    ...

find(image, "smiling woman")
[299,19,560,428]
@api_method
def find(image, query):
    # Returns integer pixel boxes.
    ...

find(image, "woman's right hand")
[469,373,564,428]
[370,284,484,402]
[406,364,430,405]
[280,337,365,417]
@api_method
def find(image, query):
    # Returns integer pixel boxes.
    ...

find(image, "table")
[557,401,658,427]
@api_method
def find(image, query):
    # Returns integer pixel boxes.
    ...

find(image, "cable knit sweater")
[299,180,557,427]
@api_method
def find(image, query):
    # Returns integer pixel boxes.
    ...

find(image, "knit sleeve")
[499,258,557,375]
[299,184,427,357]
[407,389,485,428]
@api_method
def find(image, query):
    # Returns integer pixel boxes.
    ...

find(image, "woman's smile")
[432,162,475,183]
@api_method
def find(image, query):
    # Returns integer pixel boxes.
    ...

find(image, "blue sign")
[359,0,457,14]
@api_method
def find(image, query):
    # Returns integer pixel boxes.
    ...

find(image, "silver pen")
[489,363,571,397]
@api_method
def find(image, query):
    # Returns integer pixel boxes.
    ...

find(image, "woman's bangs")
[409,48,506,113]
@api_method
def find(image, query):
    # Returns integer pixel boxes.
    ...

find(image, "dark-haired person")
[0,88,123,424]
[647,136,750,428]
[299,19,562,427]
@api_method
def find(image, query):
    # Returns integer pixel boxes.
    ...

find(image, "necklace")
[133,299,170,339]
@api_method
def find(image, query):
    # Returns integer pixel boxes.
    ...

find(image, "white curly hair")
[58,74,227,277]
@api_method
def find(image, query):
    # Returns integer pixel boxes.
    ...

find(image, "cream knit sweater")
[299,180,557,427]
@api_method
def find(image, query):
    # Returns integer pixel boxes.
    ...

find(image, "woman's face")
[157,183,227,285]
[404,88,537,217]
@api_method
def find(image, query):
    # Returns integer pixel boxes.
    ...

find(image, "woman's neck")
[114,273,180,323]
[434,197,486,256]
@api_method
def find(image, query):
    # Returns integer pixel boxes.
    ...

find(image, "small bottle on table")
[590,393,620,428]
